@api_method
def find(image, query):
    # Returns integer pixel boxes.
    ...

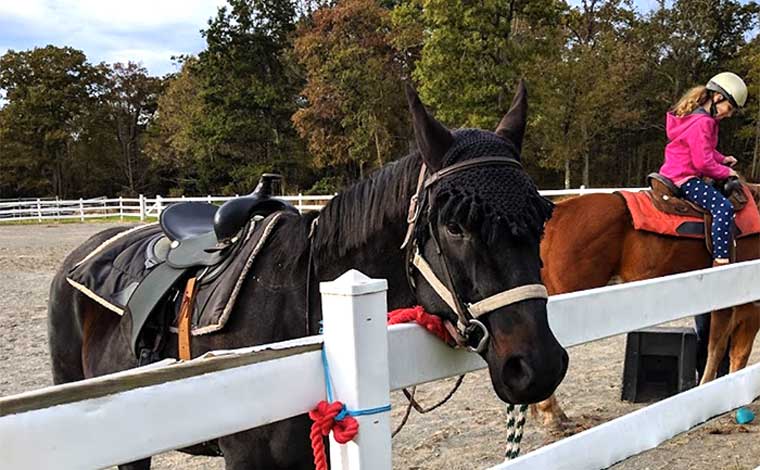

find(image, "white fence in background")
[0,188,647,223]
[3,261,760,469]
[0,194,335,222]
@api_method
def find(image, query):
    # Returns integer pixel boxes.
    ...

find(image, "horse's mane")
[311,154,420,259]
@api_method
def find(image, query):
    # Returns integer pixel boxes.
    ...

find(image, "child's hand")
[729,168,739,177]
[725,156,738,166]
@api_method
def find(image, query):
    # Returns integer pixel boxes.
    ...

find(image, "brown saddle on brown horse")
[616,174,760,258]
[646,173,749,217]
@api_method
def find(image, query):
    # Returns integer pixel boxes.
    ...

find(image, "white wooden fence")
[0,194,335,222]
[0,188,646,223]
[2,261,758,469]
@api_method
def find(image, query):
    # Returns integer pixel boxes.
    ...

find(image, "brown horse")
[532,190,760,429]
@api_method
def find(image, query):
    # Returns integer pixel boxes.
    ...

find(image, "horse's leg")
[534,194,630,431]
[700,308,734,384]
[219,416,313,470]
[728,303,760,372]
[530,395,569,428]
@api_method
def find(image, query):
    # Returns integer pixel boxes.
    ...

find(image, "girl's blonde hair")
[671,86,710,117]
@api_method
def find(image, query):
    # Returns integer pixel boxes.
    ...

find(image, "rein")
[401,157,549,352]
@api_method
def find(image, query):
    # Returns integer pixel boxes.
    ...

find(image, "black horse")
[47,84,568,469]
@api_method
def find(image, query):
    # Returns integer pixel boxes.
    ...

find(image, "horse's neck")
[313,156,420,311]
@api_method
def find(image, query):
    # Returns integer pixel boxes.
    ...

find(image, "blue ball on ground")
[735,407,755,424]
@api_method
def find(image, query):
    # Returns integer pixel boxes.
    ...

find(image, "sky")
[0,0,704,78]
[0,0,227,76]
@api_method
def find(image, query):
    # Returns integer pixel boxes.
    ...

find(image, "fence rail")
[2,261,760,469]
[0,188,645,223]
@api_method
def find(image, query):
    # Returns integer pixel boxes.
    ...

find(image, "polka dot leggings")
[680,178,734,259]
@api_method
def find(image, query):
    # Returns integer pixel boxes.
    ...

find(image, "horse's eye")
[445,222,464,236]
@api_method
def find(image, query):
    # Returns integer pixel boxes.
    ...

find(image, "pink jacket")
[659,112,731,186]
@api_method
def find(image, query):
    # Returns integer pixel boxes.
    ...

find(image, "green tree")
[104,62,164,195]
[526,0,648,188]
[392,0,565,129]
[0,46,107,197]
[189,0,307,194]
[143,57,208,195]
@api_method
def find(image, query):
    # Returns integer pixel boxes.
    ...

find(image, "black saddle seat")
[160,202,218,242]
[159,173,298,246]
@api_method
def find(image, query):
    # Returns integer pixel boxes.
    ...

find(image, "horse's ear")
[495,79,528,153]
[405,83,453,171]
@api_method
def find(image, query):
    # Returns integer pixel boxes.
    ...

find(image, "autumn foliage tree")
[293,0,409,183]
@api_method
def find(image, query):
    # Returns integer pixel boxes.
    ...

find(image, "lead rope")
[392,375,465,437]
[504,403,528,460]
[387,307,529,460]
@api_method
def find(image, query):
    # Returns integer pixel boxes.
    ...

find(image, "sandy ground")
[2,222,760,469]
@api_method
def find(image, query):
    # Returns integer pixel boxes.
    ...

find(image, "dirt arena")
[2,222,760,469]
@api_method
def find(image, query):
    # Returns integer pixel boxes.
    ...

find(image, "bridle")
[401,157,549,353]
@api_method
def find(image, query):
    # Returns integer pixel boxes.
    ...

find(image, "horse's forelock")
[427,128,552,244]
[430,170,553,245]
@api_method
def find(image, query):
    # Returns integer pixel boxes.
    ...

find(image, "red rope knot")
[308,400,359,470]
[308,306,449,470]
[388,306,452,344]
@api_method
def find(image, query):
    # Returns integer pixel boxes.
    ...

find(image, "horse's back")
[541,193,629,294]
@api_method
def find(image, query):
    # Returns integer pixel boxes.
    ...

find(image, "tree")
[526,0,648,188]
[103,62,163,195]
[144,57,208,195]
[391,0,565,129]
[292,0,409,182]
[188,0,308,194]
[0,46,107,197]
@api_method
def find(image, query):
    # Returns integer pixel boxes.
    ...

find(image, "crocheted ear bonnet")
[427,129,553,242]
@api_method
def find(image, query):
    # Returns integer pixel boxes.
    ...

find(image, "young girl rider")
[659,72,747,267]
[658,72,748,380]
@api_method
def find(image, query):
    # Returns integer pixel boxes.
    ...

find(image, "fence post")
[36,198,42,222]
[79,198,84,222]
[320,270,392,469]
[207,194,212,204]
[298,192,303,213]
[139,195,145,222]
[156,195,163,217]
[119,196,124,221]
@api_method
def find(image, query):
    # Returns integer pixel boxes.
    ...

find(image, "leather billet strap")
[401,163,428,250]
[178,276,198,361]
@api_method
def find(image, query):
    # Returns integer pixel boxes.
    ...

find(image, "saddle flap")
[166,231,227,269]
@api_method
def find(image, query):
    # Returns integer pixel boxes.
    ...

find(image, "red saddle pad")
[618,187,760,239]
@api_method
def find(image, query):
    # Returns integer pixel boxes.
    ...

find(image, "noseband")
[401,157,549,353]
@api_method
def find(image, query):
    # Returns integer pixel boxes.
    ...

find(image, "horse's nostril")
[501,355,534,392]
